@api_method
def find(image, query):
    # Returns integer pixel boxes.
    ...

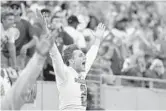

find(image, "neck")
[15,15,21,22]
[70,24,76,29]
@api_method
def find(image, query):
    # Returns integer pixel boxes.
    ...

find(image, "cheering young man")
[49,23,105,110]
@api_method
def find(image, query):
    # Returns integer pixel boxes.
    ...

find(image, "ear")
[2,18,5,23]
[68,58,74,65]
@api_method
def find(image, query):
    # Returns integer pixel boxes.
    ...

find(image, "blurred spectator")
[110,37,124,75]
[1,11,17,69]
[64,15,86,50]
[122,55,137,73]
[90,41,115,84]
[7,1,37,70]
[144,59,165,79]
[155,27,166,68]
[144,59,166,89]
[50,15,74,53]
[122,55,145,87]
[1,1,166,88]
[83,15,99,50]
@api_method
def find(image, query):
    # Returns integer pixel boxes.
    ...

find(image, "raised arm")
[85,23,105,76]
[49,40,67,85]
[1,10,54,110]
[1,52,46,110]
[36,8,66,84]
[1,34,53,110]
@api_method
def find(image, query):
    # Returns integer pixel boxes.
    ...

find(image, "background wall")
[21,81,166,110]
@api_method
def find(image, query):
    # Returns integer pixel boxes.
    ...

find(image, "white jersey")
[56,66,87,110]
[50,41,100,111]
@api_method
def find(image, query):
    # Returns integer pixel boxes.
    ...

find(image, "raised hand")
[35,33,54,57]
[93,23,106,40]
[36,9,48,34]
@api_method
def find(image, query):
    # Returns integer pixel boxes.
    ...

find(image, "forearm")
[24,37,36,49]
[85,39,101,74]
[49,43,66,82]
[1,52,46,110]
[8,43,17,68]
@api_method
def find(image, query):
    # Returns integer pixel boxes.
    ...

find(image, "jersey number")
[80,84,87,106]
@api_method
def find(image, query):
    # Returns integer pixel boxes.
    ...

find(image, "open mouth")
[82,61,86,66]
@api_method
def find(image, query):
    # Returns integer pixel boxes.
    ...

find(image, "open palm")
[93,23,106,40]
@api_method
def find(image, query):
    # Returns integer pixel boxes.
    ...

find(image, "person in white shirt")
[1,11,18,69]
[49,23,106,110]
[64,15,86,50]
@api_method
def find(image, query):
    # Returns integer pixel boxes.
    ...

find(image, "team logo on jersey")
[80,84,87,107]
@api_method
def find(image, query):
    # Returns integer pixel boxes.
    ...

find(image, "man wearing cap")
[64,15,86,50]
[8,1,38,69]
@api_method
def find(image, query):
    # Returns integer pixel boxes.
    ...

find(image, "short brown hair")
[63,44,79,66]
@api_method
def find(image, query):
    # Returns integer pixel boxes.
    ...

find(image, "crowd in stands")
[1,1,166,85]
[1,1,166,109]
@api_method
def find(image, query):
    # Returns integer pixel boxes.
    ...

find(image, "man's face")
[3,15,15,28]
[154,63,165,75]
[10,5,21,16]
[71,50,86,72]
[89,18,98,29]
[51,17,62,29]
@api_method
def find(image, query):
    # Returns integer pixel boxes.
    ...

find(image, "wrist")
[94,38,101,46]
[35,49,47,58]
[23,44,29,49]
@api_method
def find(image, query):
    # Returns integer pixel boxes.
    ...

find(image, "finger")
[98,23,102,29]
[101,23,105,30]
[100,24,105,32]
[90,30,95,37]
[102,24,105,31]
[96,23,100,30]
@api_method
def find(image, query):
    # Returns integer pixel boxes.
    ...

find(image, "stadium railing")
[86,74,166,109]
